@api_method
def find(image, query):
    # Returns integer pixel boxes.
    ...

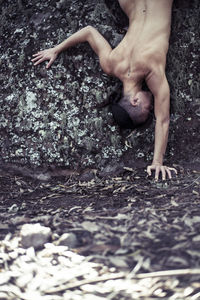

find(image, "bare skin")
[32,0,177,180]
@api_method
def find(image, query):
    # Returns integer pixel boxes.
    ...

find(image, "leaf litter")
[0,165,200,299]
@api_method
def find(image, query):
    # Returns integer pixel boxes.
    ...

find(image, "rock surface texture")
[0,0,199,171]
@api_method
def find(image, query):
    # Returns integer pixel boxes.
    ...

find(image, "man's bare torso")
[108,0,173,84]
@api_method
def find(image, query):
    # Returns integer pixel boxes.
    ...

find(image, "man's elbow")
[82,25,93,41]
[85,25,95,38]
[85,25,93,32]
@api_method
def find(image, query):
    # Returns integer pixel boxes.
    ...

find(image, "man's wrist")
[152,159,163,166]
[54,46,60,54]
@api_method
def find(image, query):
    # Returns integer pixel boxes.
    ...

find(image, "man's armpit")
[99,56,112,75]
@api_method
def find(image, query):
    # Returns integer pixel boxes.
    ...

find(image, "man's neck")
[123,80,141,98]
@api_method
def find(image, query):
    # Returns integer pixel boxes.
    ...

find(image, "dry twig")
[47,268,200,294]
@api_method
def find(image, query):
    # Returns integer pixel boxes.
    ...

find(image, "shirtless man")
[32,0,177,180]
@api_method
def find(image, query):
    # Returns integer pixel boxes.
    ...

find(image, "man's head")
[111,91,153,129]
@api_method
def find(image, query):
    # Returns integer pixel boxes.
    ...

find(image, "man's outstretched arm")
[147,71,177,180]
[32,26,112,73]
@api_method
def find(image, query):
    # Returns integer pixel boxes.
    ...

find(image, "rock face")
[0,0,199,171]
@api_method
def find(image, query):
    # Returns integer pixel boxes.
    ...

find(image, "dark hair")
[96,89,153,130]
[111,103,137,129]
[111,95,152,129]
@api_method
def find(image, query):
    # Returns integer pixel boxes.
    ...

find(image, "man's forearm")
[152,119,170,165]
[54,26,91,54]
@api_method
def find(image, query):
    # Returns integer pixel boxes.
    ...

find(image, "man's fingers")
[169,167,177,174]
[32,53,43,59]
[33,57,46,66]
[32,53,39,57]
[166,167,172,179]
[147,166,153,176]
[46,58,54,69]
[32,51,43,57]
[147,165,177,180]
[161,166,166,181]
[155,166,160,181]
[31,55,43,62]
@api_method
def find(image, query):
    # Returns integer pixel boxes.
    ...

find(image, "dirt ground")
[0,163,200,298]
[0,163,200,256]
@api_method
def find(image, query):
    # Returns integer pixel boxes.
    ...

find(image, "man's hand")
[147,163,177,181]
[32,48,58,69]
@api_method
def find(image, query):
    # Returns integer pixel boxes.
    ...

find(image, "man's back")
[108,0,173,80]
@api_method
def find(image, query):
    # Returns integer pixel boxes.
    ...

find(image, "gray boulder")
[0,0,199,171]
